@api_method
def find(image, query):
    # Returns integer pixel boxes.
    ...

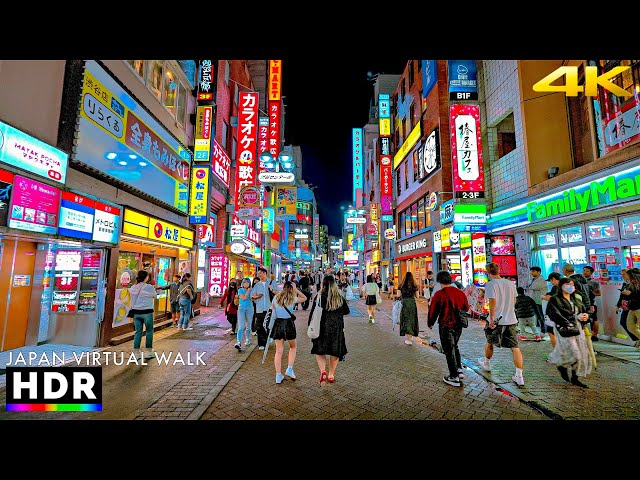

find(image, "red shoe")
[320,371,328,384]
[327,376,335,383]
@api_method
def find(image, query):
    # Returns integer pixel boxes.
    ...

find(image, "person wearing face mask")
[546,278,592,388]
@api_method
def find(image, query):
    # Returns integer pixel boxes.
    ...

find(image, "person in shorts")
[477,262,525,386]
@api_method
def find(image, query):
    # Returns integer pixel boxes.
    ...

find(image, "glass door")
[155,257,173,319]
[588,245,623,341]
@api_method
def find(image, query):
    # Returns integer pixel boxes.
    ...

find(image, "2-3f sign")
[533,66,632,97]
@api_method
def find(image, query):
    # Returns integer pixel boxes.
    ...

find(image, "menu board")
[9,175,60,235]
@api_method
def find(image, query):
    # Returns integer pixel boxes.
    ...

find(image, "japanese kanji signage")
[194,106,213,162]
[234,92,259,210]
[450,104,485,199]
[268,100,282,159]
[189,166,210,224]
[379,94,391,137]
[353,128,363,200]
[123,208,194,249]
[209,254,228,297]
[0,119,69,185]
[258,116,269,154]
[313,213,319,244]
[596,88,640,156]
[422,60,437,99]
[76,61,191,213]
[380,155,393,215]
[212,139,231,187]
[197,60,215,101]
[269,60,282,101]
[440,199,454,224]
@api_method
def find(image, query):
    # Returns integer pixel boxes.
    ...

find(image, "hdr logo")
[6,367,102,412]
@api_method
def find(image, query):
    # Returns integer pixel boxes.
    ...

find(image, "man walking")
[426,271,435,296]
[477,262,525,386]
[315,270,322,293]
[251,267,271,351]
[582,266,602,341]
[299,271,312,310]
[428,271,470,387]
[525,266,548,338]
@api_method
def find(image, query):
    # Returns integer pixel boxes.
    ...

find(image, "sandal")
[327,376,335,383]
[320,371,328,384]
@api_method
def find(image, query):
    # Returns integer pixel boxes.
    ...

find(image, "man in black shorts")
[477,262,525,386]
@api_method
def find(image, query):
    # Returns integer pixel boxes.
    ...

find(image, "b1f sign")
[6,367,102,412]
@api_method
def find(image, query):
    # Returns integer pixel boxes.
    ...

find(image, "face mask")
[562,285,575,294]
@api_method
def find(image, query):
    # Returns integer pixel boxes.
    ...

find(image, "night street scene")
[1,58,640,423]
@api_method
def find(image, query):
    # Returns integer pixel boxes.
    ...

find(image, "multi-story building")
[0,60,200,350]
[482,60,640,344]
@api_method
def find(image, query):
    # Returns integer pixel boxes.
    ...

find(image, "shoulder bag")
[282,304,297,321]
[126,286,143,320]
[307,294,323,339]
[443,288,469,328]
[554,298,581,337]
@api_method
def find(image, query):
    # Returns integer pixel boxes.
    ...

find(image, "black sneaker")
[443,376,461,387]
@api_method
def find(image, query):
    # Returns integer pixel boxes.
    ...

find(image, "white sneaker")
[477,358,491,372]
[512,374,525,386]
[457,368,465,379]
[252,332,257,336]
[404,339,412,345]
[234,342,242,351]
[269,338,274,345]
[144,351,157,360]
[245,339,251,346]
[258,346,265,351]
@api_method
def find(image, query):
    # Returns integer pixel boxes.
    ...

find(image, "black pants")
[620,310,639,341]
[533,303,545,331]
[227,313,237,333]
[302,290,311,310]
[255,311,268,347]
[439,324,462,378]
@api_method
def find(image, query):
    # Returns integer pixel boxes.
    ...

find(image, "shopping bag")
[392,299,402,331]
[307,294,322,339]
[345,286,355,301]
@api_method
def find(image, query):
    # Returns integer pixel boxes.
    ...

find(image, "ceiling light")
[106,153,117,160]
[118,160,128,166]
[129,154,138,159]
[138,161,148,167]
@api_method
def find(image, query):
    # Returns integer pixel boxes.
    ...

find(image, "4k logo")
[533,66,633,97]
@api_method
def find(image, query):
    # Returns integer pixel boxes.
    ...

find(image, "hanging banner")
[450,104,485,199]
[472,233,488,286]
[269,60,282,101]
[313,213,320,244]
[209,254,228,297]
[189,166,210,224]
[212,140,231,187]
[196,60,215,102]
[422,60,438,99]
[268,100,282,159]
[263,207,275,234]
[258,117,269,173]
[276,186,297,220]
[234,92,259,210]
[194,105,213,162]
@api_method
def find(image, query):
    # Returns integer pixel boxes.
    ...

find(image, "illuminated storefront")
[395,232,433,288]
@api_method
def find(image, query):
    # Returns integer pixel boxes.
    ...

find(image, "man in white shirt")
[477,262,525,386]
[251,267,271,350]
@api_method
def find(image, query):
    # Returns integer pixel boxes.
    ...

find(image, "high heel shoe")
[320,371,327,384]
[327,376,335,383]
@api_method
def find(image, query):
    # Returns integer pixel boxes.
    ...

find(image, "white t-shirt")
[485,278,517,325]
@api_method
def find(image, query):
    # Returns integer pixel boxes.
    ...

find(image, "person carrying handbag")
[270,281,307,384]
[395,272,420,345]
[219,280,238,335]
[308,275,350,384]
[546,277,592,388]
[177,273,195,331]
[427,271,470,387]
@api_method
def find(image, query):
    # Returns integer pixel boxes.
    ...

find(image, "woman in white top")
[128,270,160,359]
[270,281,307,384]
[360,274,380,323]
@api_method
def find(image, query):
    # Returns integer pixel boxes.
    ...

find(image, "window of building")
[409,102,415,130]
[396,164,402,194]
[620,214,640,238]
[401,78,406,103]
[127,60,145,79]
[231,138,237,161]
[567,64,595,167]
[402,118,407,144]
[163,65,178,114]
[536,230,557,247]
[147,60,164,100]
[176,82,187,126]
[404,210,412,237]
[225,61,230,86]
[394,128,400,151]
[417,198,426,230]
[411,203,418,233]
[559,225,584,244]
[496,113,516,159]
[393,93,398,118]
[234,83,240,106]
[587,219,618,242]
[177,60,196,88]
[408,60,415,87]
[222,121,229,149]
[412,148,419,182]
[404,162,409,190]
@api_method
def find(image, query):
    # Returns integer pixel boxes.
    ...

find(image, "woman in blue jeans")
[128,270,160,359]
[235,278,254,351]
[177,274,195,330]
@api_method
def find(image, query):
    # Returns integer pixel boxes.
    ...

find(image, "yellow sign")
[194,106,212,162]
[370,203,378,222]
[123,208,194,249]
[189,166,209,222]
[379,117,391,136]
[276,186,297,217]
[269,60,282,101]
[440,227,450,250]
[394,121,421,169]
[372,250,381,262]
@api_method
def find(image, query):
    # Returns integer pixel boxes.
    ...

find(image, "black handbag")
[556,320,581,337]
[283,305,297,321]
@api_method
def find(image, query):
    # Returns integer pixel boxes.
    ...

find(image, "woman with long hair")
[128,270,160,359]
[616,269,639,343]
[270,281,307,384]
[360,274,380,323]
[396,271,420,345]
[546,277,592,388]
[219,279,238,335]
[621,267,640,347]
[309,275,350,384]
[235,278,254,351]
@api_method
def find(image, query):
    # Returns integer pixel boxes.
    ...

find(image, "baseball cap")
[547,272,562,282]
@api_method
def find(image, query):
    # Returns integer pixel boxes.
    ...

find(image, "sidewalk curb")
[362,298,564,421]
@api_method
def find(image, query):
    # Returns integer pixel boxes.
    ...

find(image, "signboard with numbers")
[450,104,485,199]
[234,92,259,210]
[194,106,213,162]
[75,60,192,213]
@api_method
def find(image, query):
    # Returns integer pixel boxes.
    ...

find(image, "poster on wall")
[472,233,488,286]
[491,255,517,277]
[78,292,97,312]
[113,251,139,327]
[9,175,60,235]
[75,60,192,214]
[276,186,297,220]
[52,249,82,312]
[490,235,515,256]
[0,168,14,226]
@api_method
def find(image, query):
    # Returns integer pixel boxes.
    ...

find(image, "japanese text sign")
[234,92,259,210]
[450,104,485,199]
[269,60,282,101]
[194,106,213,162]
[353,128,363,198]
[9,175,60,235]
[189,166,210,224]
[212,139,231,187]
[380,155,393,215]
[209,254,229,297]
[268,100,282,159]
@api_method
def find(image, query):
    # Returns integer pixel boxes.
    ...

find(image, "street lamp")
[259,151,295,173]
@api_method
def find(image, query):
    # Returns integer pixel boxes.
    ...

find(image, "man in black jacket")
[299,272,312,310]
[562,264,591,311]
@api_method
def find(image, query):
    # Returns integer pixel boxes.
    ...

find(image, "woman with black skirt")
[219,280,238,335]
[361,274,380,323]
[396,271,420,345]
[309,275,350,384]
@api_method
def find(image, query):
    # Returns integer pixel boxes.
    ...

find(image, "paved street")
[2,291,640,420]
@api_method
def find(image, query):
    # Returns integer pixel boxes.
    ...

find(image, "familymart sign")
[488,164,640,231]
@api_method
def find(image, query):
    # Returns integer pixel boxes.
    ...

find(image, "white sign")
[460,248,473,288]
[59,206,93,236]
[346,217,366,224]
[384,228,396,240]
[433,230,442,253]
[258,172,295,184]
[93,208,119,244]
[397,236,428,254]
[429,192,438,211]
[454,114,480,181]
[237,208,262,219]
[344,250,359,265]
[423,129,439,176]
[230,242,246,254]
[294,234,309,239]
[230,225,248,238]
[454,212,486,224]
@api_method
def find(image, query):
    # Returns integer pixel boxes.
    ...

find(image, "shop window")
[147,60,164,100]
[163,66,177,114]
[620,214,640,238]
[412,148,419,182]
[531,248,560,281]
[623,245,640,270]
[587,219,618,242]
[127,60,145,79]
[590,246,623,283]
[411,203,418,233]
[560,246,588,271]
[176,82,187,126]
[559,225,584,244]
[496,113,516,159]
[404,210,412,237]
[536,230,557,247]
[417,199,426,230]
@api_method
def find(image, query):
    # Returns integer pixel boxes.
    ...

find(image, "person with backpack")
[515,286,541,341]
[177,273,195,330]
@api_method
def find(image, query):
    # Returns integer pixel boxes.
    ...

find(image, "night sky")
[281,58,407,236]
